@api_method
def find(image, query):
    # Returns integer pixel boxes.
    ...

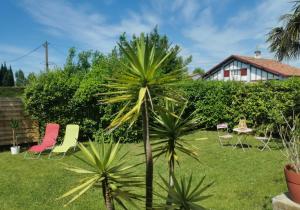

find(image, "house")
[203,51,300,82]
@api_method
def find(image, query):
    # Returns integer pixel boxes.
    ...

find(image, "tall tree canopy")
[1,63,14,86]
[118,27,192,75]
[64,47,93,75]
[15,69,26,86]
[0,64,6,86]
[193,67,205,76]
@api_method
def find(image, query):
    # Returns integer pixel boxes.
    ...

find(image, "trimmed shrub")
[183,78,300,130]
[23,54,142,142]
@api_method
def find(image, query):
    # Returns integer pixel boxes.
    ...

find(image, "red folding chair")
[24,123,60,159]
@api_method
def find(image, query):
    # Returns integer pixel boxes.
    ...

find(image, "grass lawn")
[0,87,24,97]
[0,130,286,210]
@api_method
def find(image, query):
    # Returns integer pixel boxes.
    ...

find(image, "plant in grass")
[277,111,300,203]
[10,119,19,147]
[58,140,143,210]
[278,112,300,173]
[156,174,213,210]
[101,34,186,209]
[150,101,200,193]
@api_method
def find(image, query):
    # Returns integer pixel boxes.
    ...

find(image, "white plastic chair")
[217,123,233,147]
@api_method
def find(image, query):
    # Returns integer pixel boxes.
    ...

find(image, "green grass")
[0,87,24,97]
[0,130,286,210]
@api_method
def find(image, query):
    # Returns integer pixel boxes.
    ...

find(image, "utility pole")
[43,41,49,71]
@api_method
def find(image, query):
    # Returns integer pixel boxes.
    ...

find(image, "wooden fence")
[0,97,39,146]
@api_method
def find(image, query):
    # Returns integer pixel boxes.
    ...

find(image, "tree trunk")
[169,153,175,188]
[12,129,15,147]
[166,155,175,206]
[102,179,115,210]
[142,97,153,210]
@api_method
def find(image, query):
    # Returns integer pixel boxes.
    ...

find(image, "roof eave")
[203,55,300,78]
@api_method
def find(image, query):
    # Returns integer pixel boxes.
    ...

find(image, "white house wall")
[224,60,249,81]
[206,59,281,82]
[250,66,281,81]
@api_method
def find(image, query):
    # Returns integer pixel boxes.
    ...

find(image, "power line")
[4,44,43,63]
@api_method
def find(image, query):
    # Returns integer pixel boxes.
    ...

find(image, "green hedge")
[24,60,300,141]
[23,55,141,142]
[183,78,300,130]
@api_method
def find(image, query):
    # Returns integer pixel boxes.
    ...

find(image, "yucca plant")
[157,174,213,210]
[58,140,143,210]
[10,119,19,147]
[151,101,201,189]
[101,34,186,209]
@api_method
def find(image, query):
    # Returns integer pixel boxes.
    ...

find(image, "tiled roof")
[204,55,300,77]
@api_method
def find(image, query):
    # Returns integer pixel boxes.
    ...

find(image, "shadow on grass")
[262,195,273,210]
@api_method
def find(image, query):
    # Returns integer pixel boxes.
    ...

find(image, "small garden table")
[232,128,253,152]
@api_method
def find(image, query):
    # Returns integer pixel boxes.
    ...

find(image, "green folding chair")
[48,124,79,159]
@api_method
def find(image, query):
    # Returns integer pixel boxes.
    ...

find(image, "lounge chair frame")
[48,141,77,160]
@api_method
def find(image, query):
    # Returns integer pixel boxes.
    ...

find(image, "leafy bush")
[182,78,300,131]
[24,70,81,136]
[23,51,142,142]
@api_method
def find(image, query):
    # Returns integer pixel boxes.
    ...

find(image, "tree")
[0,64,4,86]
[26,72,36,84]
[119,27,192,76]
[64,47,93,75]
[64,47,77,75]
[157,174,213,209]
[59,140,142,210]
[8,66,15,86]
[150,101,200,204]
[102,34,185,209]
[0,63,8,86]
[267,1,300,61]
[2,65,14,86]
[193,67,205,76]
[15,69,26,86]
[2,73,10,86]
[77,50,92,72]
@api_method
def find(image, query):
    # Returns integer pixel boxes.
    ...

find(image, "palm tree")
[267,1,300,61]
[58,141,143,210]
[157,174,213,210]
[101,34,185,209]
[150,101,202,203]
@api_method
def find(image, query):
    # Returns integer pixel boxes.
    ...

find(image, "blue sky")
[0,0,296,74]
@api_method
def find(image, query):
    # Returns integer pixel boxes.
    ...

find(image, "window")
[240,68,247,76]
[233,70,239,75]
[224,70,230,77]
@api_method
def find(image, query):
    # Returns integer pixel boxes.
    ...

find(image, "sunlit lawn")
[0,130,286,210]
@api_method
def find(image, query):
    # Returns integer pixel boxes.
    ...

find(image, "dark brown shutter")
[224,70,230,77]
[240,68,247,76]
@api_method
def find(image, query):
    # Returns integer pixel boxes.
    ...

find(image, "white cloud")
[21,0,158,52]
[182,0,293,70]
[14,0,299,73]
[181,0,200,20]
